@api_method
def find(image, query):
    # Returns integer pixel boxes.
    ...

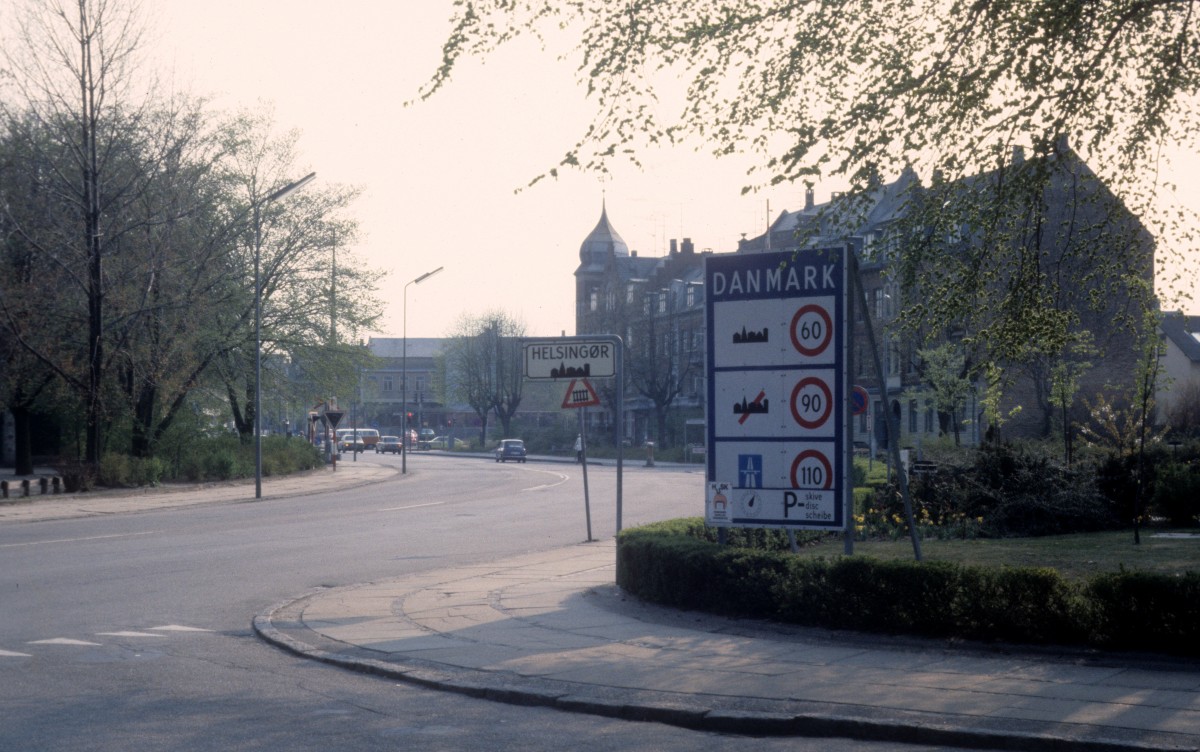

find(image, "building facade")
[575,139,1157,453]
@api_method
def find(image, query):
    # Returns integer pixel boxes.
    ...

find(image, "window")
[909,399,918,433]
[873,288,884,319]
[686,285,695,307]
[589,290,599,312]
[888,339,901,377]
[925,399,935,432]
[383,376,393,392]
[658,292,667,314]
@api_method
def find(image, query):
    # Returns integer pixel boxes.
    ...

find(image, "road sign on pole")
[520,334,626,534]
[324,410,345,429]
[704,248,848,531]
[562,378,601,409]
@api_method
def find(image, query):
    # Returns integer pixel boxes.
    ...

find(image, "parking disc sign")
[705,248,847,531]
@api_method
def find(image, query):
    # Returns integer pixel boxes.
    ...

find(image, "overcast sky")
[149,2,1198,336]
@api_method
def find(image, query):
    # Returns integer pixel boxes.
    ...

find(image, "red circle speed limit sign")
[790,304,833,356]
[790,449,833,490]
[790,376,833,429]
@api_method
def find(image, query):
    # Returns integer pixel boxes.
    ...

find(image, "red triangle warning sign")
[562,378,601,409]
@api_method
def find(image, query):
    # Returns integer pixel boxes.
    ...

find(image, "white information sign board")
[523,339,617,380]
[704,249,847,530]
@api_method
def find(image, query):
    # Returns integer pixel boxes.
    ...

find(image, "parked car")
[376,435,402,454]
[494,439,527,463]
[417,428,436,449]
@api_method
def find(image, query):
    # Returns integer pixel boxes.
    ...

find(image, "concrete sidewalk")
[256,541,1200,751]
[0,460,397,524]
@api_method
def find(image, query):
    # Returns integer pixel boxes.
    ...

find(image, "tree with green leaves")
[422,1,1189,426]
[1,1,379,467]
[918,342,975,446]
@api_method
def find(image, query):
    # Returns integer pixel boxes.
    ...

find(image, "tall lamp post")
[402,265,444,474]
[255,171,317,499]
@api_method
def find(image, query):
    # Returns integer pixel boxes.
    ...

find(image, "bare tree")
[1,0,152,466]
[442,311,526,445]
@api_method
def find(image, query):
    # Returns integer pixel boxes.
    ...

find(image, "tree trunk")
[12,405,34,476]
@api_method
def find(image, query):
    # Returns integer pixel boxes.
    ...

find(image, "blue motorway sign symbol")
[704,248,847,531]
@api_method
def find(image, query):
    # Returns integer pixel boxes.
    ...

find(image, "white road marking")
[148,625,212,632]
[379,502,445,512]
[29,638,101,646]
[97,631,166,638]
[522,470,569,492]
[0,531,160,549]
[0,649,32,657]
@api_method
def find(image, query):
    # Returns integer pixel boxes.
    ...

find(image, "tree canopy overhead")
[424,1,1198,208]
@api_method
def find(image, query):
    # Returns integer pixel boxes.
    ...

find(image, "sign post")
[324,409,344,470]
[524,336,624,532]
[704,248,848,532]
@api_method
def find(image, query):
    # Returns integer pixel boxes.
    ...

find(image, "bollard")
[52,476,62,494]
[21,479,31,497]
[645,441,655,467]
[39,477,49,494]
[1,479,7,499]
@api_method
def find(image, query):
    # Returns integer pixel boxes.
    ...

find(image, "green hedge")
[616,519,1199,655]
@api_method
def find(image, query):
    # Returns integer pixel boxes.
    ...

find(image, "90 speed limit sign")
[789,376,833,429]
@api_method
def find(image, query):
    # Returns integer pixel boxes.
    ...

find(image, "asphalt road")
[0,455,951,751]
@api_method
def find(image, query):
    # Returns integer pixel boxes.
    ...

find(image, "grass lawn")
[794,529,1200,581]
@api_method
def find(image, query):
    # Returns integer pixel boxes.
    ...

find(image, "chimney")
[631,250,638,258]
[669,239,678,256]
[805,187,814,210]
[681,238,694,255]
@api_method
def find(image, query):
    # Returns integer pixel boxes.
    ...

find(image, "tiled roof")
[1161,311,1200,363]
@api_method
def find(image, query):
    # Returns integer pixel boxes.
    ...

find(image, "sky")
[146,2,1196,337]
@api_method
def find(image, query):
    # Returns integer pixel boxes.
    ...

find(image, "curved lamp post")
[402,265,444,474]
[255,171,317,499]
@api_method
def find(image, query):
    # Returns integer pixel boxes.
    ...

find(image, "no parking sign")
[705,249,848,530]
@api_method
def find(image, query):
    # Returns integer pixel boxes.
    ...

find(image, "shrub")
[56,459,95,492]
[1150,461,1200,526]
[616,520,1198,655]
[1086,570,1200,654]
[98,453,132,487]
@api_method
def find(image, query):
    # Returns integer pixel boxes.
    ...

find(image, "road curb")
[253,593,1195,752]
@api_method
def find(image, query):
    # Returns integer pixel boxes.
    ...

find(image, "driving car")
[417,428,436,449]
[494,438,527,463]
[375,435,402,454]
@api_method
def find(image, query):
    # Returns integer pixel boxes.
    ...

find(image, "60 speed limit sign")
[790,304,833,357]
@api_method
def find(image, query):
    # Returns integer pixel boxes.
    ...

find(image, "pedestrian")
[574,434,583,463]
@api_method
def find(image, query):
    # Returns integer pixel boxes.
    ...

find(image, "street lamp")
[402,265,444,474]
[255,171,317,499]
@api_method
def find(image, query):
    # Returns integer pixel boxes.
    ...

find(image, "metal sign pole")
[844,244,855,555]
[615,337,624,534]
[578,407,593,542]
